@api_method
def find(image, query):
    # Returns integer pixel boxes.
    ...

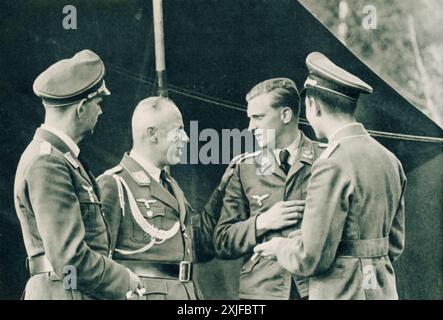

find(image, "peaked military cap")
[33,49,111,107]
[303,52,373,102]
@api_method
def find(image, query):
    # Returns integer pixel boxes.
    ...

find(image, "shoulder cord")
[111,174,180,256]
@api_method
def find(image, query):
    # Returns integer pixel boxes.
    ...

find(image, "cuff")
[247,214,260,247]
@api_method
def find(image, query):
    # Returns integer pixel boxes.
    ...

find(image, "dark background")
[0,0,442,299]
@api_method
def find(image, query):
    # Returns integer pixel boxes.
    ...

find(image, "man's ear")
[146,126,158,143]
[280,107,293,124]
[307,96,321,116]
[76,99,87,119]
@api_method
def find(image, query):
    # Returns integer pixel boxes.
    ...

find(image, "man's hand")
[256,200,304,237]
[253,237,284,260]
[125,269,145,300]
[287,228,302,238]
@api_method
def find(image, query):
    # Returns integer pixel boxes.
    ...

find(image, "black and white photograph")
[0,0,442,303]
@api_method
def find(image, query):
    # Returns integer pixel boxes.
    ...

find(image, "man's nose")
[182,131,190,143]
[248,120,256,132]
[97,105,103,116]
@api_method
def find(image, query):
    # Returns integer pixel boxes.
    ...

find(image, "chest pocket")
[131,200,165,243]
[77,186,105,232]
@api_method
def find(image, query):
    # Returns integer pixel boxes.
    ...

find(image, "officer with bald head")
[131,97,188,169]
[14,50,144,300]
[98,96,229,300]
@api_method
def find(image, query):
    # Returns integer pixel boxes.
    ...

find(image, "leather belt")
[115,260,192,282]
[26,255,54,276]
[337,237,389,258]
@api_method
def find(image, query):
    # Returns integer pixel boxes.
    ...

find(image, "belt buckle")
[179,261,191,282]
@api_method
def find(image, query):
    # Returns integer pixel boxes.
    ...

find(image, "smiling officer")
[97,97,229,299]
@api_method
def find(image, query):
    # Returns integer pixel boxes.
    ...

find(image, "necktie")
[279,149,290,175]
[160,170,174,196]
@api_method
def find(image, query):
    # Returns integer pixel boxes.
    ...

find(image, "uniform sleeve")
[97,174,123,258]
[388,164,407,263]
[213,165,258,259]
[190,187,224,263]
[26,155,130,300]
[275,159,351,277]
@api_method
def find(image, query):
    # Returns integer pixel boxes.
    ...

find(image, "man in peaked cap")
[14,49,144,299]
[214,78,327,300]
[254,52,406,300]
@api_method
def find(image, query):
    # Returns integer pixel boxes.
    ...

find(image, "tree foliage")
[300,0,443,128]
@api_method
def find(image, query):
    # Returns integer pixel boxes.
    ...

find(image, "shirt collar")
[273,131,301,166]
[129,150,162,183]
[41,124,80,157]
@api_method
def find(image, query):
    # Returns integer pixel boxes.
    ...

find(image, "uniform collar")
[297,132,317,165]
[273,131,301,166]
[120,153,180,213]
[34,127,95,185]
[129,150,162,183]
[257,132,316,180]
[329,122,368,143]
[34,127,78,157]
[40,124,80,157]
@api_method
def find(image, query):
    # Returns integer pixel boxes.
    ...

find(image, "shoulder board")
[319,141,340,160]
[318,142,328,148]
[231,150,261,165]
[39,141,52,155]
[97,165,123,180]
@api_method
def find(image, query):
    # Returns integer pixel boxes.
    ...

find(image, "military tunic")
[97,153,220,300]
[275,123,406,300]
[214,132,325,299]
[14,128,132,300]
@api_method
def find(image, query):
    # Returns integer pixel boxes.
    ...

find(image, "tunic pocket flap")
[139,203,165,218]
[143,282,168,295]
